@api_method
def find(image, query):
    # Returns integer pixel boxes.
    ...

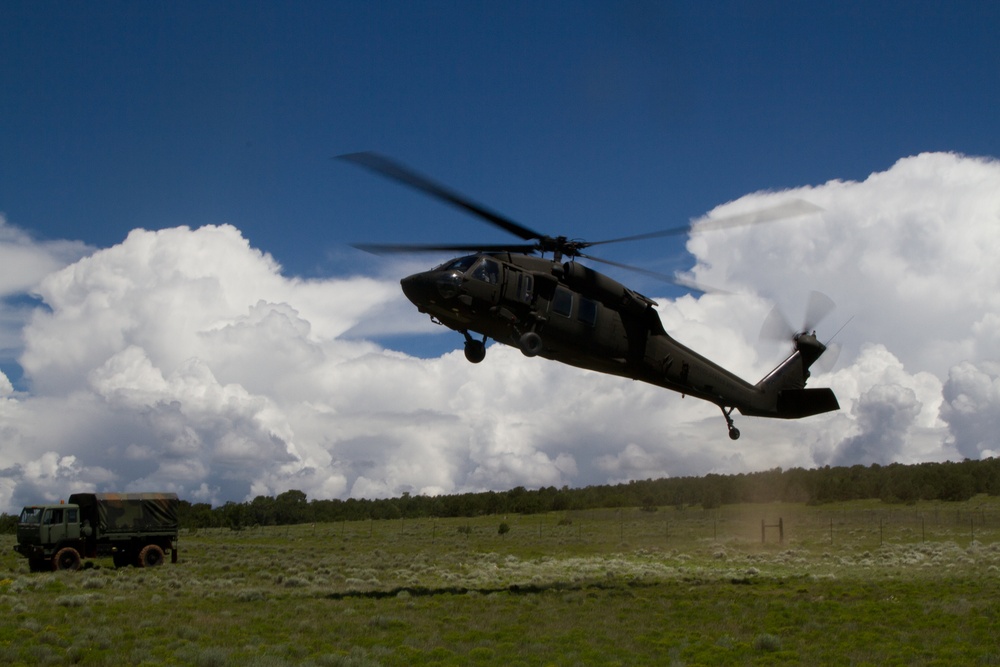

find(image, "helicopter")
[341,152,839,440]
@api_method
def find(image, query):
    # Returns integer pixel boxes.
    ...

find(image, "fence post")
[761,518,783,544]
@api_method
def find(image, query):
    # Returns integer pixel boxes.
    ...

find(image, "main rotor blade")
[353,242,538,255]
[579,253,727,295]
[339,152,545,242]
[586,199,823,248]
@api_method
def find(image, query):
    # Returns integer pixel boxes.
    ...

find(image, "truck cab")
[15,503,86,571]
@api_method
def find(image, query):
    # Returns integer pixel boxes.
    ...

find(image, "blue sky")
[5,2,998,277]
[2,2,1000,510]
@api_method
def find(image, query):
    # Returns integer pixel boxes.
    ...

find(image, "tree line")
[177,457,1000,529]
[3,458,999,532]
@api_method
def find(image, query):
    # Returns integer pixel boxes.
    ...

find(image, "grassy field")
[2,496,1000,666]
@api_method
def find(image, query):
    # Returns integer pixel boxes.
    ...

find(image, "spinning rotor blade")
[354,242,538,255]
[579,253,728,295]
[759,304,796,342]
[760,291,836,342]
[586,199,823,248]
[803,290,836,333]
[339,152,544,243]
[814,343,842,373]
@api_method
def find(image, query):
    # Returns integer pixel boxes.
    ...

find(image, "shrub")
[753,633,782,652]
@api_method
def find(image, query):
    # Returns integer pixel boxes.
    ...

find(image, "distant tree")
[275,489,308,524]
[0,513,17,534]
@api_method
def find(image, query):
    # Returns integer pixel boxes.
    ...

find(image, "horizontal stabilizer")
[776,388,839,419]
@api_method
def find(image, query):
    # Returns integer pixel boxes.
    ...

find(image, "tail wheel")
[53,547,81,571]
[138,544,165,568]
[720,405,740,440]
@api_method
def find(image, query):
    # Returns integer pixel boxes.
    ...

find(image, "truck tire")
[138,544,165,568]
[53,547,81,571]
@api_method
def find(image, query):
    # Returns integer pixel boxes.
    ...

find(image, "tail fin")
[752,332,839,419]
[775,387,840,418]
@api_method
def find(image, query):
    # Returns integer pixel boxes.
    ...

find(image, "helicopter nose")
[400,273,429,306]
[401,270,462,306]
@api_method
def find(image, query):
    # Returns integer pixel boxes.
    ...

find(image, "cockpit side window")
[471,258,501,285]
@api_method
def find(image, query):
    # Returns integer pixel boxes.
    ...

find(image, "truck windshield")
[19,507,43,524]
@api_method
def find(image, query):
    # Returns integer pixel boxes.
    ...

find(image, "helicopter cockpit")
[413,255,503,303]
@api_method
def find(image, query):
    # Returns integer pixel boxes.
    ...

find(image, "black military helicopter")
[342,152,839,439]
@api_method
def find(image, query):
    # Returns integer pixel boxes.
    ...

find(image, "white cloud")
[0,216,93,373]
[940,360,1000,459]
[0,216,92,297]
[1,152,999,513]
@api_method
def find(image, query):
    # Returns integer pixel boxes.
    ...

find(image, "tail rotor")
[759,291,838,372]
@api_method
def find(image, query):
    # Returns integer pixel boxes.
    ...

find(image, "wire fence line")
[183,499,1000,551]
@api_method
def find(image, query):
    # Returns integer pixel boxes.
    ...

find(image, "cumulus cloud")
[0,152,998,513]
[940,361,1000,459]
[0,216,92,372]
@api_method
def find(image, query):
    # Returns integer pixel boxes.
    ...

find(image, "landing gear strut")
[463,332,487,364]
[720,406,740,440]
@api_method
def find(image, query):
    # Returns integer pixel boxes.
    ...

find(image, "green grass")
[2,497,1000,665]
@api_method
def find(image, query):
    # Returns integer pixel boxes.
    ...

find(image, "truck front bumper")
[13,543,45,559]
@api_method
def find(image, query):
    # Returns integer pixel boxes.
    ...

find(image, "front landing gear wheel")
[728,427,741,440]
[463,332,486,364]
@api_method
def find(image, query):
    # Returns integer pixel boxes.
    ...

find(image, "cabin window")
[44,509,64,525]
[516,273,534,304]
[578,298,597,326]
[471,258,501,285]
[553,287,573,317]
[67,508,78,523]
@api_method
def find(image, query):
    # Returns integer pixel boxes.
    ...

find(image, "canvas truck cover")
[67,492,179,533]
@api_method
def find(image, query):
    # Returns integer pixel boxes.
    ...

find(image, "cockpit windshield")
[435,255,479,273]
[19,507,43,525]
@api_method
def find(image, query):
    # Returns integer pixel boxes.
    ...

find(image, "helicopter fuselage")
[400,252,839,438]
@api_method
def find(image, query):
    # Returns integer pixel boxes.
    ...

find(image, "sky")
[1,1,1000,513]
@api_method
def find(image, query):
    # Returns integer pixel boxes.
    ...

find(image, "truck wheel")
[53,547,81,571]
[138,544,165,568]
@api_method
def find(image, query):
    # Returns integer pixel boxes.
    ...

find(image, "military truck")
[14,492,179,571]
